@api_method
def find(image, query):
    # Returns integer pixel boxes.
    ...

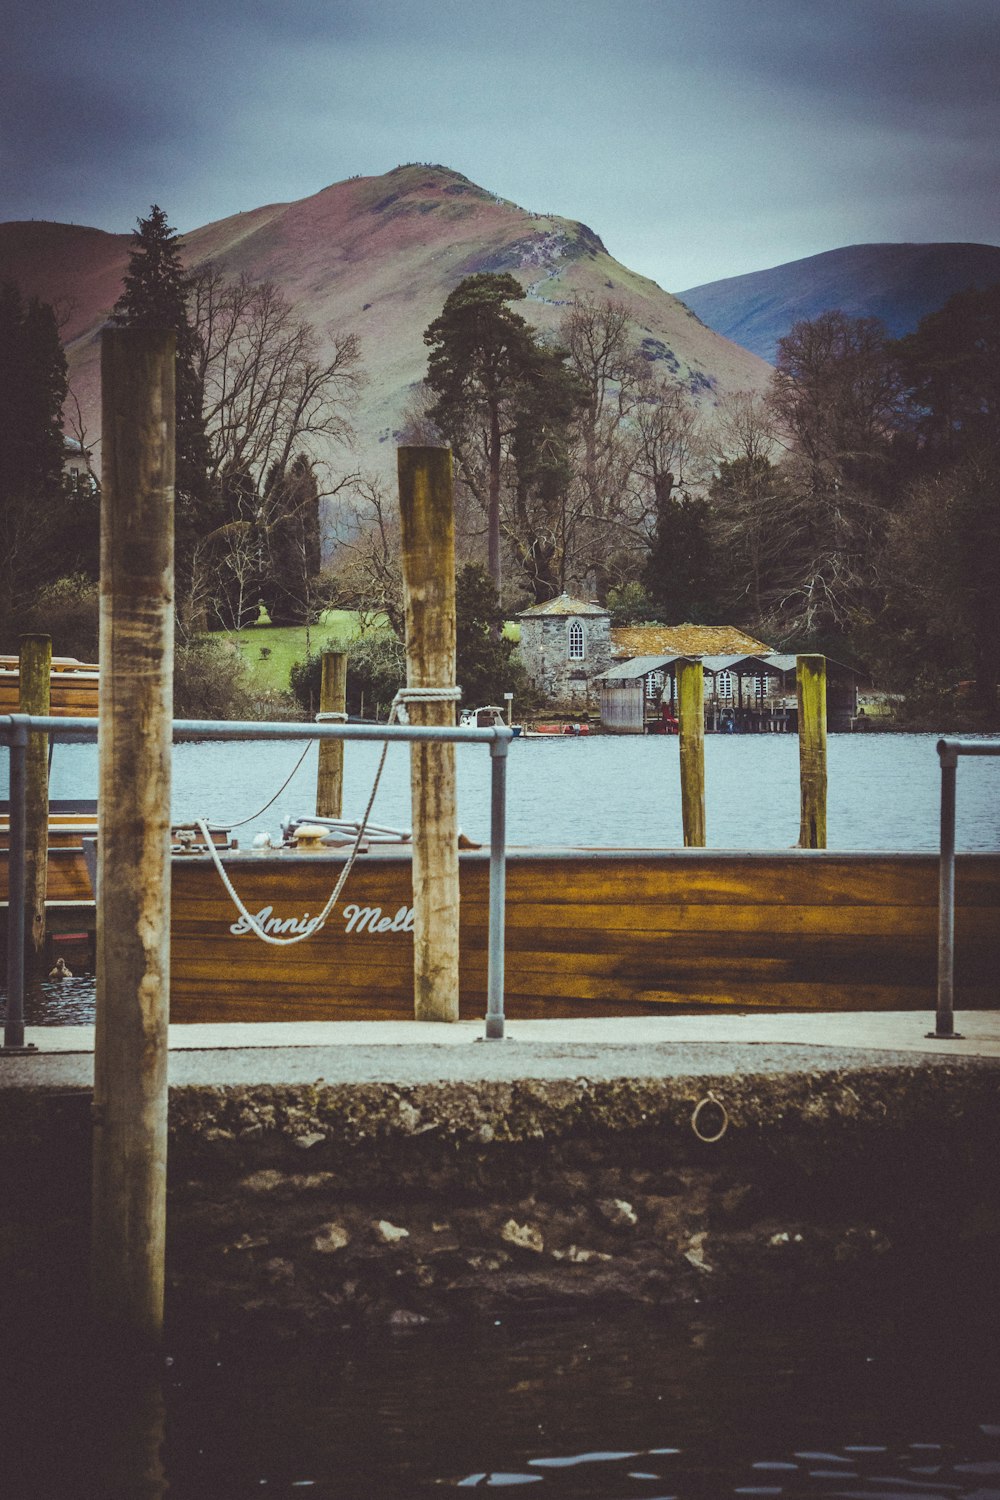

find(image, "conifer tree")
[113,205,213,577]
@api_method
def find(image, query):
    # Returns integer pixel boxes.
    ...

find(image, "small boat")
[459,705,522,736]
[522,722,591,737]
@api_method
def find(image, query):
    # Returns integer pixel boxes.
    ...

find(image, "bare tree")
[327,472,405,638]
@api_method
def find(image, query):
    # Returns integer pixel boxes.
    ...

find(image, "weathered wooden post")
[397,446,459,1022]
[18,633,51,968]
[797,653,827,849]
[91,327,175,1346]
[315,648,347,818]
[677,658,706,847]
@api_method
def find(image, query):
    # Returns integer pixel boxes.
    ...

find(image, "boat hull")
[167,847,1000,1022]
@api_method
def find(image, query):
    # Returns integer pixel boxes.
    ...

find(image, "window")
[644,669,664,698]
[717,670,733,701]
[568,620,585,660]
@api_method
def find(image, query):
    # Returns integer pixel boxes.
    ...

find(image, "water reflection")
[5,1291,992,1498]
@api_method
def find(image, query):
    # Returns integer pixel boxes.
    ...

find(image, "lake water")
[25,731,1000,851]
[4,1289,998,1497]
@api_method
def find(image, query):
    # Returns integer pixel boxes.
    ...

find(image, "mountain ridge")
[678,241,1000,362]
[0,165,773,497]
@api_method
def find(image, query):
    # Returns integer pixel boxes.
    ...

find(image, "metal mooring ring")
[691,1092,729,1143]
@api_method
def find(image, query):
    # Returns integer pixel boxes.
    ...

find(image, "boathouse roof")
[609,624,772,658]
[597,652,779,682]
[516,593,609,618]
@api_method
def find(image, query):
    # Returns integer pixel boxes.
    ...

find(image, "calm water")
[21,730,1000,851]
[4,1292,999,1497]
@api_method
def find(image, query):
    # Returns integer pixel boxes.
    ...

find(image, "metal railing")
[1,713,513,1051]
[934,737,1000,1039]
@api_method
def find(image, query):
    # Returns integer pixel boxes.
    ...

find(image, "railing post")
[91,326,175,1348]
[316,649,347,818]
[19,634,51,971]
[677,658,706,846]
[797,654,827,849]
[397,446,460,1022]
[933,739,960,1039]
[485,733,509,1039]
[2,719,34,1053]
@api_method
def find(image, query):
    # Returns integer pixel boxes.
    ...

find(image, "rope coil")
[315,710,348,722]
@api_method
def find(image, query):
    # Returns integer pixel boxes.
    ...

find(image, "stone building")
[515,594,612,709]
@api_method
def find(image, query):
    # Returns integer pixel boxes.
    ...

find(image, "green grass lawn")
[224,611,379,694]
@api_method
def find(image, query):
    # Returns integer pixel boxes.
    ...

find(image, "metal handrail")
[1,713,512,1051]
[933,737,1000,1039]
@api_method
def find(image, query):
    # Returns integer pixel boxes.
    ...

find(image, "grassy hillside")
[226,611,380,694]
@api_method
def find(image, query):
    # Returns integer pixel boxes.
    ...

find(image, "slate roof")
[517,593,609,618]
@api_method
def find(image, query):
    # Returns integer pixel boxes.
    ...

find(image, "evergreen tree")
[643,489,720,624]
[0,283,67,508]
[112,206,213,577]
[455,563,526,707]
[0,283,98,638]
[424,273,540,593]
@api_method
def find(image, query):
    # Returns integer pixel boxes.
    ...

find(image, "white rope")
[199,683,461,946]
[315,710,348,722]
[392,685,462,724]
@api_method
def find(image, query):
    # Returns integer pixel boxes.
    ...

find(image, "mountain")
[0,165,772,506]
[677,242,1000,363]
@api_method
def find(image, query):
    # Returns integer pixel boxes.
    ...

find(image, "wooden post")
[18,633,51,969]
[315,649,347,818]
[91,327,175,1347]
[797,653,827,849]
[677,658,706,847]
[397,446,459,1022]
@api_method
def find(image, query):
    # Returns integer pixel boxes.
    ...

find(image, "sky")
[3,0,998,292]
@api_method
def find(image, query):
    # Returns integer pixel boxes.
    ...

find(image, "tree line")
[2,221,997,723]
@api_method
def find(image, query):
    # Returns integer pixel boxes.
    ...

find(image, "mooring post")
[797,654,827,849]
[397,446,460,1022]
[91,327,175,1347]
[316,649,347,818]
[18,633,51,969]
[677,658,706,847]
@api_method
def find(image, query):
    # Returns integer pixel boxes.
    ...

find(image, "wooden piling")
[677,658,706,847]
[797,653,827,849]
[91,327,175,1346]
[397,446,459,1022]
[18,633,51,968]
[315,649,347,818]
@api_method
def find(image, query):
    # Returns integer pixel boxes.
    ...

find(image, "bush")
[290,633,405,719]
[174,637,297,720]
[10,575,99,660]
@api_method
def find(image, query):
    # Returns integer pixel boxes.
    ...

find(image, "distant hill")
[0,165,772,526]
[677,242,1000,362]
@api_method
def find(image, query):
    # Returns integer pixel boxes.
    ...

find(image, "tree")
[182,266,361,635]
[112,206,212,573]
[643,489,721,624]
[893,282,1000,460]
[424,273,540,592]
[0,284,98,638]
[455,563,527,707]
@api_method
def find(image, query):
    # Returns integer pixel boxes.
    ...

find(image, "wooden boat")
[3,822,999,1020]
[165,842,1000,1023]
[0,656,99,718]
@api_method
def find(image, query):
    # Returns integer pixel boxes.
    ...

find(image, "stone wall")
[3,1061,999,1339]
[515,614,612,710]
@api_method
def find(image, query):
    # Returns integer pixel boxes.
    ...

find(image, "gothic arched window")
[568,619,585,660]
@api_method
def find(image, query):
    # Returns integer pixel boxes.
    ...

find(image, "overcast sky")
[3,0,998,291]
